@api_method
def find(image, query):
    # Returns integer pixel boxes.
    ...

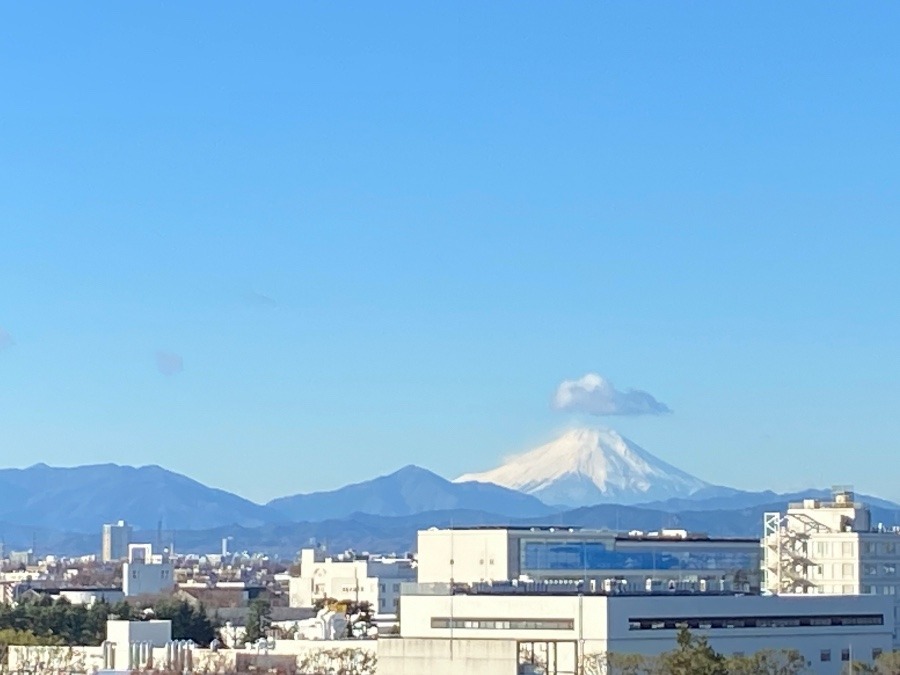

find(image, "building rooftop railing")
[401,579,753,598]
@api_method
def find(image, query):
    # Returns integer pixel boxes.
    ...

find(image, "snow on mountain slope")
[455,428,710,507]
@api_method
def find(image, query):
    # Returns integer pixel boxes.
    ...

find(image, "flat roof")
[423,526,758,544]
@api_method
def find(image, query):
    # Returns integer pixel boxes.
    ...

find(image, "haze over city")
[2,3,899,506]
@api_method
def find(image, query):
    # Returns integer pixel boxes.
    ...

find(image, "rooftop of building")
[403,579,754,598]
[423,525,758,544]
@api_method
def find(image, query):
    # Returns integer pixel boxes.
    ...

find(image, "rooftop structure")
[416,526,760,593]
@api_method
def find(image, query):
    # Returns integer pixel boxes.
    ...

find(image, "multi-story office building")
[289,548,416,616]
[764,488,900,644]
[381,583,892,675]
[417,526,760,593]
[101,520,132,563]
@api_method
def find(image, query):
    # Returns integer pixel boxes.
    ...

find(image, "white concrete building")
[102,520,133,562]
[417,526,760,592]
[380,585,893,675]
[123,544,174,597]
[764,488,900,645]
[289,548,415,615]
[53,588,124,606]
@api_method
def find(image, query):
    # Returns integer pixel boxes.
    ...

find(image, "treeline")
[0,596,217,648]
[592,629,900,675]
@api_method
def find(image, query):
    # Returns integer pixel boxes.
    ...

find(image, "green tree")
[726,649,808,675]
[659,628,727,675]
[244,598,272,643]
[149,599,217,646]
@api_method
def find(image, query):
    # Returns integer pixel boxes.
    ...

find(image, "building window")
[626,614,884,631]
[887,543,897,554]
[862,585,872,594]
[431,617,575,631]
[865,543,877,554]
[820,650,831,662]
[885,564,896,576]
[864,564,878,577]
[843,542,855,557]
[842,563,855,578]
[841,649,850,662]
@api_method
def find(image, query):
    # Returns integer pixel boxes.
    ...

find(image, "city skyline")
[2,2,900,503]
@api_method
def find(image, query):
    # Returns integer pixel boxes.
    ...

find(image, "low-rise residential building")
[289,548,415,615]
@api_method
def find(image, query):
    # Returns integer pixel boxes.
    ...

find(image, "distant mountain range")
[2,427,898,556]
[267,464,555,521]
[0,463,278,532]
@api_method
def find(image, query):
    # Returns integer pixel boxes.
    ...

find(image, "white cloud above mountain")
[553,373,670,416]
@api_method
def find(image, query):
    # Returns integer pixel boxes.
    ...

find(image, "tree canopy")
[0,596,218,647]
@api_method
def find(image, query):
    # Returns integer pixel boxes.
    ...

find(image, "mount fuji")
[455,427,713,507]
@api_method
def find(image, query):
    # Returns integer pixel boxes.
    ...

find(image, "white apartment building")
[102,520,133,563]
[380,586,892,675]
[289,548,415,616]
[763,488,900,644]
[123,544,174,597]
[417,526,761,592]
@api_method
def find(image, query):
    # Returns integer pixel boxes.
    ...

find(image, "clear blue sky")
[1,2,899,503]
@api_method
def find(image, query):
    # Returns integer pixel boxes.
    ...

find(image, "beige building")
[764,488,900,644]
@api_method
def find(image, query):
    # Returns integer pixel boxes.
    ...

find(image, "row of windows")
[431,617,575,631]
[627,614,884,631]
[813,542,858,557]
[864,542,898,555]
[812,562,900,578]
[864,564,898,576]
[821,648,882,662]
[520,540,757,573]
[810,562,856,579]
[813,540,899,557]
[861,584,898,595]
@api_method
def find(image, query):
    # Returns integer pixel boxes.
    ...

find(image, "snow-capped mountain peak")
[454,427,709,507]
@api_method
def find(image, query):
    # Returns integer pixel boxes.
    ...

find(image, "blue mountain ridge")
[0,463,896,556]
